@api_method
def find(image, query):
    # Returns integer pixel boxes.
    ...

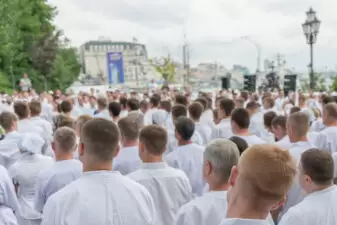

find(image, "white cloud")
[49,0,337,72]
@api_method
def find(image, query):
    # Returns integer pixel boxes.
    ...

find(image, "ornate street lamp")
[302,7,321,90]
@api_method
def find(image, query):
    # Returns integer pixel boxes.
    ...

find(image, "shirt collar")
[306,185,336,199]
[140,162,167,170]
[220,218,269,225]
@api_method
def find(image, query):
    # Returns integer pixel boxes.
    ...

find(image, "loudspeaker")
[221,77,229,90]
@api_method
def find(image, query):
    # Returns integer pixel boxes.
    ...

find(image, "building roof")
[83,40,145,48]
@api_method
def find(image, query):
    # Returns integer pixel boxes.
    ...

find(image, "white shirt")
[175,191,228,225]
[166,129,203,154]
[9,153,54,224]
[0,131,22,169]
[29,117,52,138]
[144,108,158,126]
[0,205,18,225]
[165,143,205,197]
[279,186,337,225]
[200,109,215,130]
[234,135,266,146]
[34,159,83,213]
[278,141,316,220]
[219,218,270,225]
[0,165,20,214]
[315,126,337,153]
[41,171,156,225]
[94,109,111,120]
[276,135,292,150]
[211,118,233,140]
[249,112,265,137]
[17,119,44,137]
[195,122,211,145]
[113,146,141,175]
[128,162,192,225]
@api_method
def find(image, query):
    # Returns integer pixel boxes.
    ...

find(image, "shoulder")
[177,195,205,217]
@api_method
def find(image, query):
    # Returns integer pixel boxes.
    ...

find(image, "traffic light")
[243,75,257,92]
[283,74,297,95]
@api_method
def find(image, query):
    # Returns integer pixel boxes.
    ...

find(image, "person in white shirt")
[94,97,110,120]
[0,112,22,169]
[34,127,82,213]
[271,116,291,150]
[231,108,266,146]
[197,97,215,130]
[41,118,156,225]
[211,99,235,140]
[166,116,205,197]
[113,116,141,175]
[129,125,192,225]
[280,149,337,225]
[175,139,239,225]
[262,97,277,114]
[126,98,140,114]
[315,103,337,153]
[261,111,277,143]
[119,97,129,118]
[74,115,92,159]
[277,112,316,221]
[219,144,296,225]
[189,102,211,145]
[108,102,121,123]
[9,133,54,225]
[247,101,265,137]
[144,95,160,126]
[0,165,20,225]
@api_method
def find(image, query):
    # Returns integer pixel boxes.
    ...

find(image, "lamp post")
[302,7,321,90]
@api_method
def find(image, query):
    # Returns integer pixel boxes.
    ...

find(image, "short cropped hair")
[264,111,277,129]
[301,148,334,185]
[172,104,187,119]
[324,103,337,120]
[128,111,144,129]
[0,112,17,131]
[29,100,41,116]
[140,125,167,155]
[220,99,235,117]
[160,100,172,113]
[287,112,309,137]
[150,95,160,107]
[175,116,195,141]
[127,99,140,111]
[231,108,250,129]
[229,136,249,155]
[75,115,92,133]
[204,139,240,183]
[81,118,119,161]
[189,102,204,120]
[57,116,75,130]
[195,97,208,109]
[290,106,301,114]
[97,97,108,109]
[263,97,275,108]
[14,101,29,119]
[238,144,296,202]
[118,116,140,141]
[60,100,72,113]
[271,116,287,130]
[54,127,77,153]
[175,94,188,106]
[108,102,121,117]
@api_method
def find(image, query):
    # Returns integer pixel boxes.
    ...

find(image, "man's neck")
[55,153,74,162]
[83,162,113,172]
[142,155,163,163]
[235,129,250,136]
[178,140,192,146]
[325,121,337,127]
[226,196,269,220]
[209,182,230,192]
[291,136,308,143]
[308,183,334,194]
[123,141,138,148]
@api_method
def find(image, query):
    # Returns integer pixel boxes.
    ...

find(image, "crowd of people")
[0,86,336,225]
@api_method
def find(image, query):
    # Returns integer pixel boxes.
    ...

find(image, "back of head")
[204,139,240,183]
[75,115,92,135]
[195,97,208,110]
[140,100,149,111]
[118,116,140,142]
[127,98,140,111]
[60,100,73,114]
[140,125,167,156]
[175,116,195,141]
[0,112,17,132]
[108,102,121,117]
[14,101,29,119]
[29,100,41,116]
[263,97,275,109]
[300,148,334,186]
[246,101,260,111]
[188,102,204,120]
[287,112,309,138]
[128,111,144,129]
[160,100,172,113]
[290,106,301,114]
[97,97,108,110]
[263,111,277,129]
[175,94,188,106]
[271,116,287,131]
[231,108,250,129]
[219,99,235,117]
[54,127,77,153]
[323,103,337,121]
[150,95,160,107]
[229,136,249,155]
[172,104,187,119]
[81,118,119,162]
[234,144,296,205]
[57,115,75,130]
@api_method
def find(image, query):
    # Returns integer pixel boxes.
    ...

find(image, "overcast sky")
[48,0,337,72]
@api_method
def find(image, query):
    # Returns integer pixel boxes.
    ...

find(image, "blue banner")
[107,52,125,84]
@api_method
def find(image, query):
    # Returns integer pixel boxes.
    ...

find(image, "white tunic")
[166,129,203,154]
[0,205,18,225]
[276,135,292,150]
[113,146,141,175]
[94,109,111,120]
[0,132,22,169]
[128,162,192,225]
[248,112,264,137]
[219,218,270,225]
[200,109,215,130]
[211,118,233,140]
[0,165,20,214]
[315,126,337,153]
[279,186,337,225]
[195,122,211,145]
[9,154,54,224]
[34,159,83,213]
[165,143,205,197]
[234,135,266,146]
[41,171,156,225]
[278,141,316,220]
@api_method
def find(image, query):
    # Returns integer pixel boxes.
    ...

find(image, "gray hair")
[204,139,240,183]
[128,111,144,129]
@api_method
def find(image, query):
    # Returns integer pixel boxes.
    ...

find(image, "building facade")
[79,40,158,86]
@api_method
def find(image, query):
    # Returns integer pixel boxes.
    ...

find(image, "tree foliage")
[150,56,176,83]
[300,73,326,92]
[331,75,337,92]
[0,0,80,92]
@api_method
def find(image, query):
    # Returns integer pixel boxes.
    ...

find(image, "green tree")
[0,0,80,93]
[331,75,337,92]
[151,56,176,83]
[301,73,326,92]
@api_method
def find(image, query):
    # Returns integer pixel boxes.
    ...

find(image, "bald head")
[236,144,296,202]
[54,127,77,153]
[81,118,120,162]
